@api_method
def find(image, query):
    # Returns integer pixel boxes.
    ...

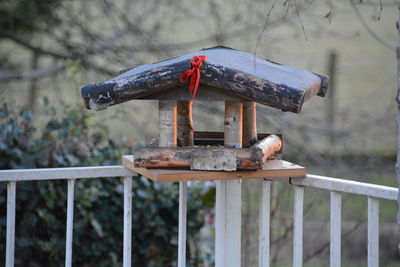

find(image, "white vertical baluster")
[178,181,188,267]
[215,180,226,266]
[65,179,75,267]
[215,179,242,267]
[368,197,379,267]
[123,177,133,267]
[259,179,271,267]
[225,179,241,267]
[330,191,342,267]
[6,181,16,267]
[293,186,304,267]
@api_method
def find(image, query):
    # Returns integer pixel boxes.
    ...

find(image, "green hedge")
[0,102,211,266]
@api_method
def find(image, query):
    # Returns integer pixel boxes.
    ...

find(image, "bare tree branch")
[349,0,393,51]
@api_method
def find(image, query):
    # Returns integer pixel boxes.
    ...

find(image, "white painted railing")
[0,166,398,267]
[1,166,136,267]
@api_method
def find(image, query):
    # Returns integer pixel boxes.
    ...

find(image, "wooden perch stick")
[145,132,276,148]
[251,135,283,164]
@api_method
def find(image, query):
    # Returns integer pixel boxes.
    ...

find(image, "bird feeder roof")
[81,46,328,113]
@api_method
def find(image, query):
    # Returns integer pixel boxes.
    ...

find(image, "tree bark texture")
[134,147,262,170]
[133,135,282,170]
[28,51,39,112]
[327,51,337,146]
[251,135,283,164]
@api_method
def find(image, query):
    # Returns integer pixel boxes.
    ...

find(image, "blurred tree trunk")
[327,51,337,147]
[27,51,39,112]
[396,15,400,230]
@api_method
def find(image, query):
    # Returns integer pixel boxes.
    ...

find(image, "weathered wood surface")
[133,135,282,170]
[159,100,177,147]
[177,101,194,146]
[133,147,262,170]
[224,102,243,149]
[123,155,306,182]
[192,149,238,171]
[81,46,328,113]
[242,101,257,147]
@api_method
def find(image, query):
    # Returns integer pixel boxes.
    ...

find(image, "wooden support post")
[177,101,194,146]
[176,100,191,267]
[159,99,187,266]
[159,100,177,147]
[242,101,257,148]
[224,102,243,148]
[216,101,243,267]
[242,101,257,266]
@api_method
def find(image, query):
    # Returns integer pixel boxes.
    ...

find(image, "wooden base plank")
[122,155,306,182]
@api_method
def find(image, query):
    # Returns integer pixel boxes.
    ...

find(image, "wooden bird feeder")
[81,46,328,182]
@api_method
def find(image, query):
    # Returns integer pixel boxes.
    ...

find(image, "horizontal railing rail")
[1,165,398,267]
[0,165,136,181]
[293,174,398,201]
[0,166,137,267]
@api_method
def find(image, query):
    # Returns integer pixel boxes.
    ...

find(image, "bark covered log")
[133,135,282,170]
[133,147,262,170]
[251,135,283,164]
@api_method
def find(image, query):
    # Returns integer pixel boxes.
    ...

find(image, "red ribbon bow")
[179,55,207,101]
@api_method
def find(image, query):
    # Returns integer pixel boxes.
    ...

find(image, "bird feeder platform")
[122,155,306,182]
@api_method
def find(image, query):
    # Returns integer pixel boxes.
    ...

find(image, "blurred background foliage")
[0,0,399,266]
[0,102,212,266]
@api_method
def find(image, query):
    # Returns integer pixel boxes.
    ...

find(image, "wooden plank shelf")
[122,155,306,182]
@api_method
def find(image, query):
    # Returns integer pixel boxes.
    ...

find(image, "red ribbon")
[179,55,207,101]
